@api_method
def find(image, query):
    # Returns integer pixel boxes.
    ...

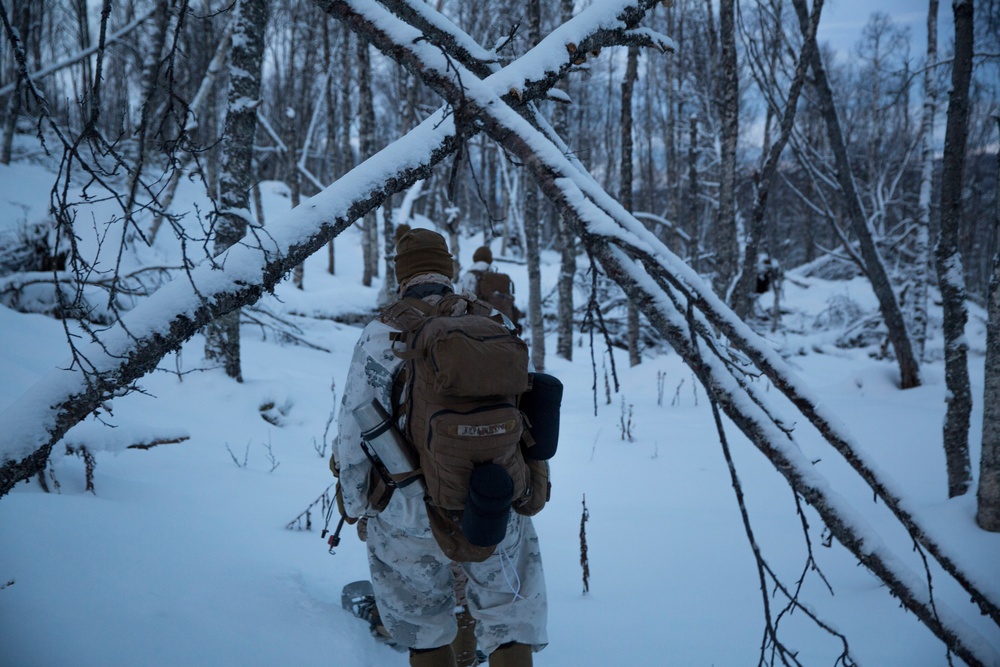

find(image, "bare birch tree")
[790,0,922,390]
[358,34,378,287]
[715,0,739,298]
[524,0,546,372]
[936,0,976,499]
[621,44,641,366]
[203,0,269,382]
[733,0,823,322]
[553,0,578,362]
[978,116,1000,531]
[909,0,940,362]
[0,0,29,165]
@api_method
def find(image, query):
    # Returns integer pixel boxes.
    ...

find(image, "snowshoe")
[341,580,407,653]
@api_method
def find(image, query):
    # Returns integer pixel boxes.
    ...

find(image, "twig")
[226,441,250,468]
[671,378,685,406]
[285,484,335,531]
[262,434,281,473]
[580,494,590,595]
[127,436,190,450]
[64,444,97,494]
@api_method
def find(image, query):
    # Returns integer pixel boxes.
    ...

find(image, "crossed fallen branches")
[1,1,997,663]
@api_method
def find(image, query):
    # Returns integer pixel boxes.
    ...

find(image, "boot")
[410,645,458,667]
[452,608,479,667]
[488,642,532,667]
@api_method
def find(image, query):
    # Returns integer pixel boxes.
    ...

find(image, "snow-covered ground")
[1,158,998,666]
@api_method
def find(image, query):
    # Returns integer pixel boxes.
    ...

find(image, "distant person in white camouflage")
[332,229,547,667]
[457,244,522,336]
[456,244,494,295]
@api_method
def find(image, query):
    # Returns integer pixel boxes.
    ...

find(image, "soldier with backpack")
[331,229,552,667]
[457,245,522,335]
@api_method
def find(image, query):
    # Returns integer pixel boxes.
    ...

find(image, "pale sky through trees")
[818,0,947,62]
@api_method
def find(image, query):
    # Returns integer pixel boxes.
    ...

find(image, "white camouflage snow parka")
[331,284,548,653]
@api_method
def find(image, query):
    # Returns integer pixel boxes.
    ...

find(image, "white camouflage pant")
[366,507,548,655]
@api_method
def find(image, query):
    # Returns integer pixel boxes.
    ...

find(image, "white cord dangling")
[498,544,525,602]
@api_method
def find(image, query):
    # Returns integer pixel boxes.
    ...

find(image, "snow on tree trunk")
[936,0,974,498]
[714,0,739,298]
[978,118,1000,530]
[203,0,269,383]
[790,0,921,390]
[620,44,641,367]
[909,0,939,362]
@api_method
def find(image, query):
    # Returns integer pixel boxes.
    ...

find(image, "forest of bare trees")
[1,0,999,663]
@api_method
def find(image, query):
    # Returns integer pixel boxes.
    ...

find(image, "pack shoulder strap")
[381,297,432,336]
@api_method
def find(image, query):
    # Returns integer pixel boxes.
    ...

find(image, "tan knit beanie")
[395,228,454,283]
[472,245,493,264]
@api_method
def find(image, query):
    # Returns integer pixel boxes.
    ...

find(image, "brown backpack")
[380,293,534,561]
[472,270,520,332]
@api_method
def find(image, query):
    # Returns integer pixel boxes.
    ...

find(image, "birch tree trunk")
[790,0,921,390]
[732,0,823,320]
[936,0,974,498]
[554,0,576,362]
[333,24,354,278]
[0,1,28,165]
[977,116,1000,531]
[288,112,304,289]
[910,0,939,362]
[0,77,20,165]
[524,0,545,372]
[687,116,700,272]
[72,0,93,122]
[663,2,678,232]
[358,36,377,287]
[715,0,739,298]
[203,0,268,382]
[324,16,337,275]
[621,45,641,367]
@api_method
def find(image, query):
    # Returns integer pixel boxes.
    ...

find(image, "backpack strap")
[430,292,473,316]
[382,296,435,351]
